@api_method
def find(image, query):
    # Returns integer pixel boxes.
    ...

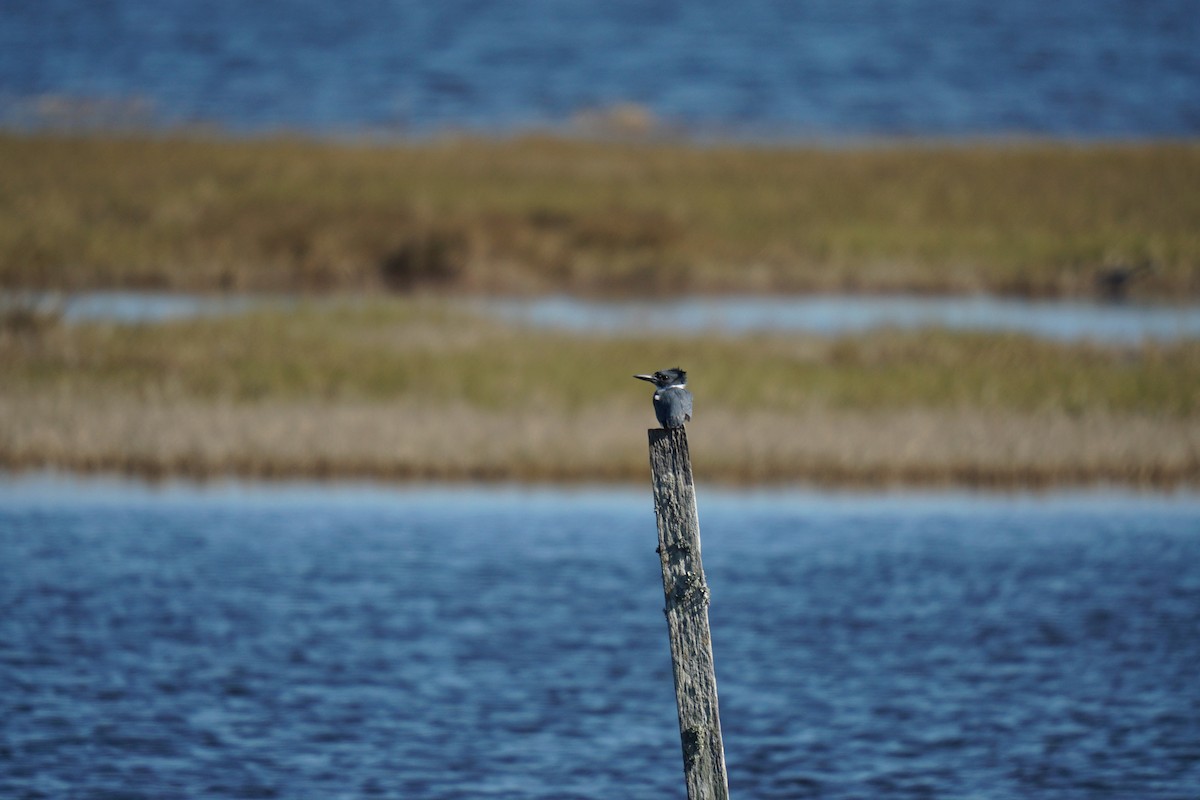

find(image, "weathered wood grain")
[648,427,730,800]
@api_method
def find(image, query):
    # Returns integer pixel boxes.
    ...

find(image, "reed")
[3,134,1198,298]
[2,393,1195,488]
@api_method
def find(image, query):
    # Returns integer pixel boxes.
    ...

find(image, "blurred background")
[2,0,1198,485]
[2,2,1199,798]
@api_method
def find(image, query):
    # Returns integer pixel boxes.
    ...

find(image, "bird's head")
[633,367,687,388]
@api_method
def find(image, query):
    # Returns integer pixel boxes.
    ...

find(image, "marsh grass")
[6,299,1199,415]
[3,392,1196,487]
[3,134,1198,297]
[3,299,1197,486]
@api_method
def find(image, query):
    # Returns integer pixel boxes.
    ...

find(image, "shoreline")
[2,461,1196,492]
[1,452,1197,491]
[8,469,1200,511]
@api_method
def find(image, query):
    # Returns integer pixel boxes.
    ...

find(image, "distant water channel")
[2,475,1199,799]
[16,290,1200,343]
[482,294,1200,343]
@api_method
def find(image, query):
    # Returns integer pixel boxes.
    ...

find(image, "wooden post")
[647,427,730,800]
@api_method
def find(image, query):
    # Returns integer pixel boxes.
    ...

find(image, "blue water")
[482,294,1200,343]
[2,0,1198,138]
[9,290,1200,343]
[2,476,1199,799]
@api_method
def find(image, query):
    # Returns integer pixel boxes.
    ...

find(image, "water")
[28,291,275,325]
[2,0,1198,138]
[482,294,1200,343]
[10,290,1200,343]
[2,475,1198,799]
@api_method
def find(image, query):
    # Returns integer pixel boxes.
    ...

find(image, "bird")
[633,368,693,429]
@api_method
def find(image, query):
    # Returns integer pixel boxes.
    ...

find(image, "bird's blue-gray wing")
[656,386,693,428]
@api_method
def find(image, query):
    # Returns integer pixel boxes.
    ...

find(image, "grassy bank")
[3,300,1197,487]
[2,134,1198,298]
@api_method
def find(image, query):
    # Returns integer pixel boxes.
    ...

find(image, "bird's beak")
[633,374,656,383]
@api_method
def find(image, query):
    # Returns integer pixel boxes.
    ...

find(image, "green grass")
[6,298,1197,417]
[2,133,1198,297]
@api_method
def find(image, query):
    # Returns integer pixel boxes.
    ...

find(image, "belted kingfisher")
[633,368,693,429]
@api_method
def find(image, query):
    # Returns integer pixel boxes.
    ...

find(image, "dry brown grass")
[2,392,1196,487]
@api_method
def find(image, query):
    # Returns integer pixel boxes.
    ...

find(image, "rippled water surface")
[2,477,1199,798]
[4,0,1199,137]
